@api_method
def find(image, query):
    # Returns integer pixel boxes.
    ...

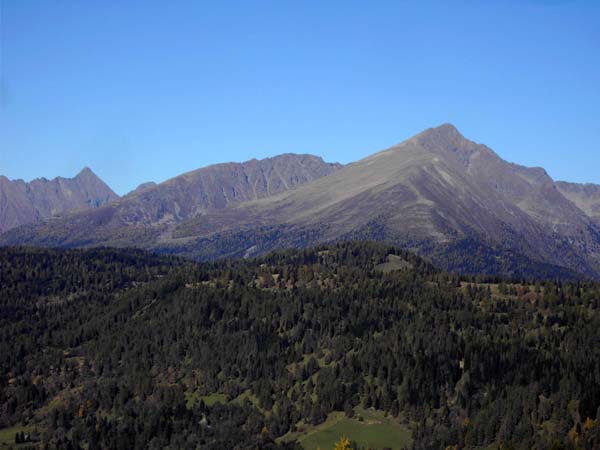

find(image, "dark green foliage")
[1,242,599,449]
[428,236,585,281]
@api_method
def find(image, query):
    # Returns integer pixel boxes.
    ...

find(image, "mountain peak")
[433,122,461,135]
[413,123,468,149]
[77,167,96,178]
[415,123,467,143]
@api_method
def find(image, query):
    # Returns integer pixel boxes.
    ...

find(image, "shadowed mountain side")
[154,224,584,280]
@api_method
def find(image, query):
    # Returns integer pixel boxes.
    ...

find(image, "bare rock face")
[556,181,600,222]
[94,153,342,226]
[120,153,342,222]
[0,168,119,233]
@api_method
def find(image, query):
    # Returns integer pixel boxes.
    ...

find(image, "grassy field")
[186,388,265,412]
[374,254,413,273]
[200,393,228,406]
[183,389,413,450]
[0,424,38,448]
[284,408,412,450]
[233,389,264,409]
[185,390,228,408]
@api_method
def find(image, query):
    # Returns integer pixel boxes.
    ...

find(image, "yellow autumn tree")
[333,436,352,450]
[583,417,596,433]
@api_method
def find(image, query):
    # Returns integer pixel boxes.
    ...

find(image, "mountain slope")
[126,181,157,196]
[163,124,600,277]
[0,168,118,233]
[557,181,600,224]
[115,153,342,223]
[0,154,341,248]
[2,125,599,279]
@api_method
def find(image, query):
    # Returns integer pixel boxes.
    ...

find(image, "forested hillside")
[1,243,600,449]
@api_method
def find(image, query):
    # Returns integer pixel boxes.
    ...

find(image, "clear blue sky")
[1,0,599,195]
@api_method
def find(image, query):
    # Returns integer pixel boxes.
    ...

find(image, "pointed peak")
[418,123,464,139]
[436,122,462,134]
[76,167,100,179]
[411,123,473,153]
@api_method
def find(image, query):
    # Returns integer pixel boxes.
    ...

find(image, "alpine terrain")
[2,125,600,279]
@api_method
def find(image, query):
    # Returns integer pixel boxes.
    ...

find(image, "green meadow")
[284,408,412,450]
[0,424,38,448]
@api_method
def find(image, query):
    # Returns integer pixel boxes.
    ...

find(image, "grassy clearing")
[185,388,263,411]
[283,408,412,450]
[200,393,228,406]
[0,424,38,448]
[375,254,413,273]
[185,390,228,408]
[233,389,268,415]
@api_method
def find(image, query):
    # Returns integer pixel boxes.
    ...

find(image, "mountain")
[2,125,600,279]
[0,167,118,233]
[161,124,600,277]
[556,181,600,224]
[0,154,341,248]
[111,153,342,223]
[126,181,157,196]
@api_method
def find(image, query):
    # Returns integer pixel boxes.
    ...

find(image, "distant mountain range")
[0,153,341,242]
[0,168,118,234]
[2,124,600,279]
